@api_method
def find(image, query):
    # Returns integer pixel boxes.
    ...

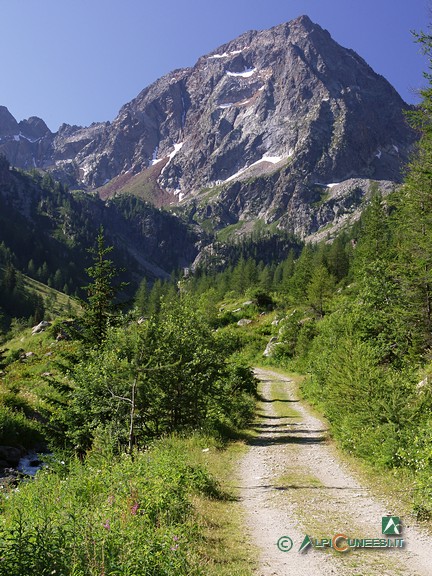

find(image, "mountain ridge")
[0,15,417,239]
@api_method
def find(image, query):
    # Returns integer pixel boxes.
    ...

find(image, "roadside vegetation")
[0,226,259,575]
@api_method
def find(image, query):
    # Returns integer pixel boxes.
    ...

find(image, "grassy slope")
[0,265,81,323]
[0,275,80,449]
[0,433,255,575]
[23,275,81,317]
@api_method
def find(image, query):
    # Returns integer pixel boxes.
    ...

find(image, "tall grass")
[0,435,222,576]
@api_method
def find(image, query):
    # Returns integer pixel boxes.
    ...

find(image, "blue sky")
[1,0,429,131]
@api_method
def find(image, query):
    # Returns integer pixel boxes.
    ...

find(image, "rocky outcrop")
[31,321,52,335]
[0,15,417,239]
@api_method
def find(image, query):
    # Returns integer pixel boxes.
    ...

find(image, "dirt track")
[239,368,432,576]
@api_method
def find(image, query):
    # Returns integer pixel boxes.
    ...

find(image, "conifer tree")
[288,244,315,303]
[393,30,432,354]
[147,279,164,316]
[80,227,127,347]
[307,265,335,317]
[327,235,350,282]
[134,278,148,314]
[232,256,247,294]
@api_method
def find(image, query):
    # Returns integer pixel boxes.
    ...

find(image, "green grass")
[332,447,432,534]
[0,328,80,449]
[216,222,245,242]
[257,370,302,419]
[23,275,80,317]
[0,432,256,575]
[195,184,226,204]
[192,438,257,575]
[252,219,279,235]
[0,436,205,575]
[275,470,323,489]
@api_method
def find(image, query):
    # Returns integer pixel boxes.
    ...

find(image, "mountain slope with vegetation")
[0,154,201,332]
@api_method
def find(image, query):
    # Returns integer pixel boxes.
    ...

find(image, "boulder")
[263,337,278,357]
[31,320,51,335]
[0,446,23,465]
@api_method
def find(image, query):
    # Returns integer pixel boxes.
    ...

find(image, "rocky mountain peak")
[19,116,51,141]
[0,16,417,238]
[0,106,19,136]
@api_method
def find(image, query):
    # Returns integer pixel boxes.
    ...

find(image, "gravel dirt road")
[239,368,432,576]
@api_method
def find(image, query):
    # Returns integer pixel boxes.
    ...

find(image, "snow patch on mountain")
[209,49,243,59]
[225,154,285,183]
[226,68,256,78]
[150,146,163,166]
[161,142,184,174]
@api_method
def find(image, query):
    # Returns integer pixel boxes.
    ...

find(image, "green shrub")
[245,288,275,311]
[0,405,42,447]
[397,412,432,520]
[49,300,257,453]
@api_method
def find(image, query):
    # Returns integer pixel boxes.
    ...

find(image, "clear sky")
[1,0,429,131]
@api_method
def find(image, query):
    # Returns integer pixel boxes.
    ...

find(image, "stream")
[17,451,45,476]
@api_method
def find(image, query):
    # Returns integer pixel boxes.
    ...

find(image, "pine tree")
[231,257,247,294]
[281,250,296,291]
[27,259,36,277]
[288,244,315,303]
[349,193,411,364]
[258,265,272,292]
[147,279,164,316]
[54,269,63,290]
[80,227,127,347]
[2,261,16,294]
[327,235,350,282]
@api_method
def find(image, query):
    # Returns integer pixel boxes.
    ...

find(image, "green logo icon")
[299,534,313,553]
[277,536,293,552]
[382,516,402,535]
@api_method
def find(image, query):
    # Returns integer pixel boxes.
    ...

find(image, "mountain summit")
[0,16,416,238]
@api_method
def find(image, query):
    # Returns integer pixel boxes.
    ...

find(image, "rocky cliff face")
[0,16,416,239]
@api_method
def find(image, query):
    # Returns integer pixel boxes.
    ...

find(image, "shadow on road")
[256,393,299,403]
[250,371,329,446]
[249,434,327,446]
